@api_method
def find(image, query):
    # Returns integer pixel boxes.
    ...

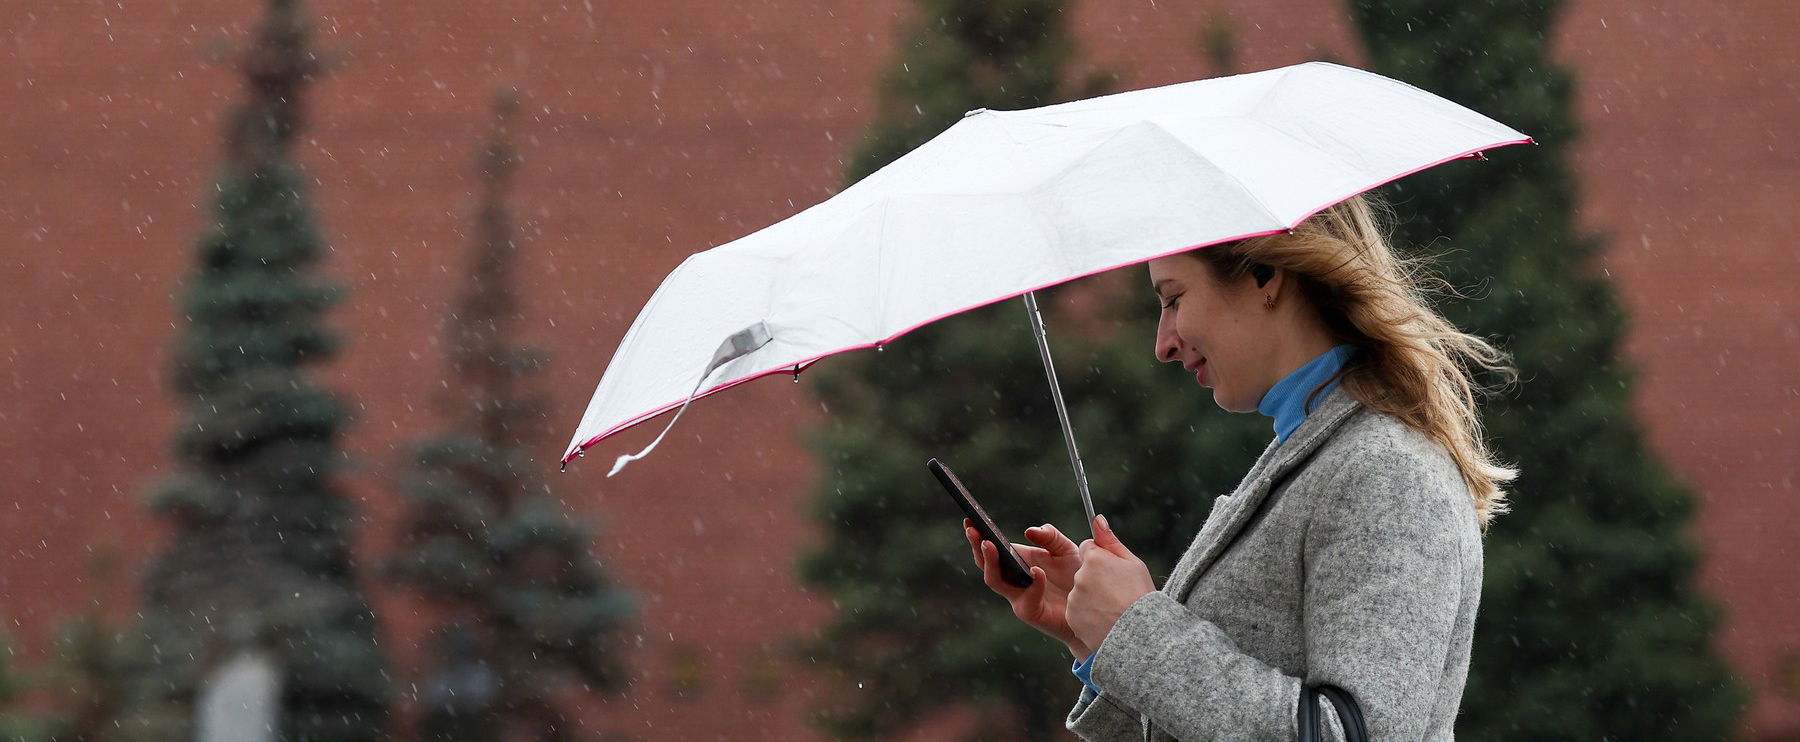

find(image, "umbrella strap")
[608,322,772,477]
[606,373,706,477]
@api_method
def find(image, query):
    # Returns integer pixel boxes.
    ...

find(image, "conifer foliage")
[136,0,390,738]
[1347,0,1745,738]
[843,0,1089,184]
[386,91,634,742]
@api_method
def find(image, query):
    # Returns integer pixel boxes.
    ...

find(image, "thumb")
[1021,566,1048,603]
[1093,514,1133,557]
[1010,566,1048,621]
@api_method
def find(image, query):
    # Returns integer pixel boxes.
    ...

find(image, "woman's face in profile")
[1147,253,1276,413]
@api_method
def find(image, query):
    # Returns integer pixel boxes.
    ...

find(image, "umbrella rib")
[1141,118,1287,228]
[1245,63,1302,122]
[875,197,894,337]
[1246,63,1521,195]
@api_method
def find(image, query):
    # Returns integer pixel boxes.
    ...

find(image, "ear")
[1255,265,1286,305]
[1250,263,1274,288]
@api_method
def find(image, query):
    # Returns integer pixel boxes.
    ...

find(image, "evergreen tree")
[799,3,1270,740]
[386,90,634,742]
[0,615,168,742]
[0,626,61,742]
[135,0,390,738]
[1346,1,1746,738]
[11,553,187,742]
[843,0,1096,183]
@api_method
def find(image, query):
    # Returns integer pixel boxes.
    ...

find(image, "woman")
[965,193,1515,741]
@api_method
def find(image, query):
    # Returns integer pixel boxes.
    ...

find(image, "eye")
[1160,293,1182,310]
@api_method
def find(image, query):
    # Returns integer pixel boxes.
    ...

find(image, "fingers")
[978,540,1022,596]
[1076,536,1124,563]
[1013,566,1047,618]
[1025,522,1079,556]
[968,521,1054,602]
[1012,536,1070,575]
[1091,514,1134,558]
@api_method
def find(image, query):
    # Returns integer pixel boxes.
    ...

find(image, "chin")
[1211,388,1257,414]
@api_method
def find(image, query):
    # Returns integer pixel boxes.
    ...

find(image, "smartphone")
[928,457,1034,588]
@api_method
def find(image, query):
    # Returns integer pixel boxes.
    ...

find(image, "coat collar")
[1165,385,1364,600]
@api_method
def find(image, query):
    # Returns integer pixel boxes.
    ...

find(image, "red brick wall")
[1557,2,1800,735]
[3,0,1793,739]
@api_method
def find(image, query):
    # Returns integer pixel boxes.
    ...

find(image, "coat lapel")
[1162,387,1363,601]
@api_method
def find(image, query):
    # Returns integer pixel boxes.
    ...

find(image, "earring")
[1264,295,1275,310]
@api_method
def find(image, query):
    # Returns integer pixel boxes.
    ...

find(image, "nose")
[1154,312,1182,364]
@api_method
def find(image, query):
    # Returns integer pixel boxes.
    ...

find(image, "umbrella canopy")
[561,61,1531,470]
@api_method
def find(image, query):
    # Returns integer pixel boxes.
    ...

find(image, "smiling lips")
[1188,357,1209,386]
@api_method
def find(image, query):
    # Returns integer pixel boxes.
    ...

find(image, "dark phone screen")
[928,458,1033,588]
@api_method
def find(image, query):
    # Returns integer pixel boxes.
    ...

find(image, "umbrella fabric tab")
[714,322,773,368]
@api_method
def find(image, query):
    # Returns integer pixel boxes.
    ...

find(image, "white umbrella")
[561,61,1531,519]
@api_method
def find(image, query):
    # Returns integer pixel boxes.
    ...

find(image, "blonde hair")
[1194,193,1517,526]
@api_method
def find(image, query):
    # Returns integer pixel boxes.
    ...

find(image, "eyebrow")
[1152,278,1176,296]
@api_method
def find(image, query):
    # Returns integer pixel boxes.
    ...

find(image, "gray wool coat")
[1067,385,1484,742]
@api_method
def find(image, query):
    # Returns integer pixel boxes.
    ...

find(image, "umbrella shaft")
[1023,292,1097,536]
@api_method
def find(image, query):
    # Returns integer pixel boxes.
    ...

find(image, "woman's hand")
[965,518,1091,658]
[1067,514,1156,652]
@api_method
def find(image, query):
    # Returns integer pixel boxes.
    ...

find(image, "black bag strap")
[1297,683,1321,742]
[1297,683,1368,742]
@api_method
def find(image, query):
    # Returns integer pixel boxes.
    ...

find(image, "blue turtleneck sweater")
[1259,344,1359,444]
[1071,343,1359,695]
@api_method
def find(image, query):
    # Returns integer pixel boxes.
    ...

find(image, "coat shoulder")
[1305,406,1475,522]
